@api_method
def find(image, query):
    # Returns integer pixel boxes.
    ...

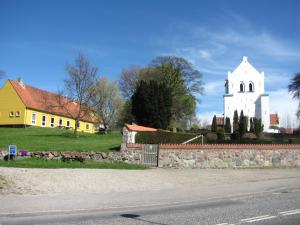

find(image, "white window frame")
[41,115,46,127]
[76,121,80,128]
[66,120,70,128]
[31,112,36,125]
[86,123,90,130]
[50,117,55,128]
[59,118,63,127]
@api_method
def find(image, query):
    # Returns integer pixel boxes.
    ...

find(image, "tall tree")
[131,80,172,129]
[249,117,255,132]
[225,117,232,133]
[91,77,123,133]
[59,53,97,136]
[254,118,264,136]
[288,73,300,117]
[233,110,239,132]
[211,115,217,132]
[119,56,203,131]
[239,110,247,137]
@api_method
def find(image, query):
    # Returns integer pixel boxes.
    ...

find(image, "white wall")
[224,56,270,132]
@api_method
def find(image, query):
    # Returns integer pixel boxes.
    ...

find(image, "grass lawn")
[0,127,122,152]
[0,157,144,169]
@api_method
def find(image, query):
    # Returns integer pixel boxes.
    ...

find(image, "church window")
[249,82,254,92]
[239,82,245,92]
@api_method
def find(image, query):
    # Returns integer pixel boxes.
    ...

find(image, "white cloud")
[197,111,223,126]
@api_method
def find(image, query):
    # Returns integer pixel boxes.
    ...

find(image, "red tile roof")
[9,80,96,123]
[125,124,157,132]
[216,117,224,126]
[270,114,279,125]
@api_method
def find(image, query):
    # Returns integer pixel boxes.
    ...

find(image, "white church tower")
[224,56,270,131]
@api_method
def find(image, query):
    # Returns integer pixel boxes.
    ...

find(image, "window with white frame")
[15,111,20,117]
[41,115,46,127]
[76,121,80,128]
[66,120,70,128]
[50,117,55,127]
[32,113,36,125]
[59,118,63,127]
[86,123,90,130]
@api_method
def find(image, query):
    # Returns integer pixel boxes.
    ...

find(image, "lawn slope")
[0,127,122,152]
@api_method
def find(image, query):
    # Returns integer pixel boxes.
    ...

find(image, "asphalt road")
[1,184,300,225]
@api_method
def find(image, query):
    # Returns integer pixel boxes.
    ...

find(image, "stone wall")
[0,149,143,165]
[158,144,300,168]
[1,143,300,169]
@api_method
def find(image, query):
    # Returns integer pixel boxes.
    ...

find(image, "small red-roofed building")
[123,123,157,143]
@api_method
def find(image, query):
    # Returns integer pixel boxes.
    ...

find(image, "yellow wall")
[24,109,95,133]
[0,81,26,125]
[0,80,95,133]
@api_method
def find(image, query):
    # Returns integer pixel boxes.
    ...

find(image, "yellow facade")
[0,81,95,133]
[0,81,26,125]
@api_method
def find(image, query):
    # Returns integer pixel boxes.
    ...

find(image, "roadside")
[0,168,299,217]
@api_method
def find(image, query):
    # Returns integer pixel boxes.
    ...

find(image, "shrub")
[217,128,225,140]
[242,133,257,140]
[206,132,218,142]
[136,131,204,144]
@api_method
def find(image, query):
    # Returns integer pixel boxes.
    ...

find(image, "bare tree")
[91,77,123,133]
[58,53,98,135]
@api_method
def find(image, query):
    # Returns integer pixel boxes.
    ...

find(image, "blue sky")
[1,0,299,126]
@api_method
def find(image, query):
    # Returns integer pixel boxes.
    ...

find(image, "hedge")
[135,131,205,144]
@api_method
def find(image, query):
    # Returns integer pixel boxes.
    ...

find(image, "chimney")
[17,77,25,88]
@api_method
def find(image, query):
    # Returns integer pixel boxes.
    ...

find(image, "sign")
[8,145,17,155]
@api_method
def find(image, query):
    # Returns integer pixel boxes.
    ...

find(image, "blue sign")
[8,145,17,155]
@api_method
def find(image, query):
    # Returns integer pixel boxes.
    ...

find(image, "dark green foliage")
[118,100,135,126]
[217,128,225,140]
[288,73,300,117]
[225,117,231,133]
[249,117,255,132]
[232,110,240,139]
[211,115,217,132]
[131,80,172,129]
[254,118,264,136]
[136,131,205,144]
[239,110,247,137]
[206,132,218,142]
[233,110,239,132]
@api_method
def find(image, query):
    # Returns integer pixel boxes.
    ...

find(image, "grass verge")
[0,158,145,169]
[0,127,122,152]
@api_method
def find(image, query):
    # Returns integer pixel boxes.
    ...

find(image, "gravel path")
[0,167,299,195]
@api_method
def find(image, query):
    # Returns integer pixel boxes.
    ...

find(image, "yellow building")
[0,79,98,133]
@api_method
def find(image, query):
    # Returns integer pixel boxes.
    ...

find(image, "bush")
[217,128,225,140]
[136,131,204,144]
[242,133,257,140]
[206,132,218,142]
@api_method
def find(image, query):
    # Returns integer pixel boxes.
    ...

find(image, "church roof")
[230,56,263,77]
[9,79,97,123]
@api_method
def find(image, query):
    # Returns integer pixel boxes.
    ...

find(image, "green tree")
[119,56,203,131]
[239,110,248,137]
[225,117,232,133]
[249,117,255,132]
[254,118,264,136]
[288,73,300,117]
[211,115,217,132]
[131,80,172,129]
[91,77,124,133]
[232,110,240,139]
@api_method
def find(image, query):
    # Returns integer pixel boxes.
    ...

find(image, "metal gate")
[143,144,159,167]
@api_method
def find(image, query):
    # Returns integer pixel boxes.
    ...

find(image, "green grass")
[0,127,122,152]
[0,157,145,169]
